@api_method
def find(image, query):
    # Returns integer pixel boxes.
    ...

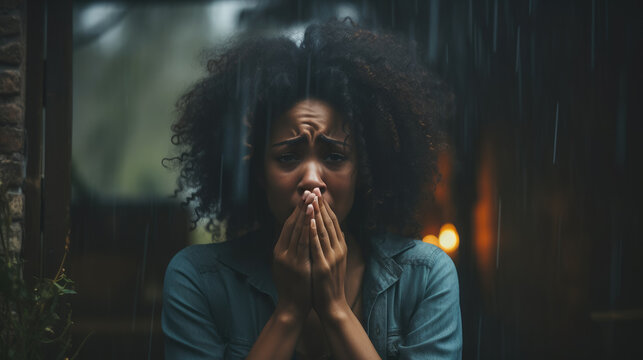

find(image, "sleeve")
[162,249,226,359]
[398,248,462,360]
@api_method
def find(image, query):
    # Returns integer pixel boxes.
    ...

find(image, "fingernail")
[303,190,310,199]
[306,204,313,215]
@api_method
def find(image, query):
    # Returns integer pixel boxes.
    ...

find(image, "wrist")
[274,302,307,326]
[318,301,352,327]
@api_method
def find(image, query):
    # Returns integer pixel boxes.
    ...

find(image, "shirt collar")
[214,230,417,307]
[369,232,417,258]
[362,232,416,299]
[360,232,417,330]
[213,230,278,304]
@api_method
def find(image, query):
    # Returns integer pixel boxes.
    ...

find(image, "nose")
[297,161,326,196]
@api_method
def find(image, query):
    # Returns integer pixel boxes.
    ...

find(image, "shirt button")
[376,326,381,335]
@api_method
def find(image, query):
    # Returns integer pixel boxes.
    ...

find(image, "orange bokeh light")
[422,234,439,246]
[423,224,459,253]
[439,223,459,252]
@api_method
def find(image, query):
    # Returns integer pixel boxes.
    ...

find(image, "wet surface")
[68,1,642,358]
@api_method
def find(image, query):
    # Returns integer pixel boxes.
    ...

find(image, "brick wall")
[0,0,24,254]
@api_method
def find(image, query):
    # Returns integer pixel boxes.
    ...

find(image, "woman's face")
[263,99,358,227]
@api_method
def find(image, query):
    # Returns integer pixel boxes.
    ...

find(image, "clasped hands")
[272,188,349,322]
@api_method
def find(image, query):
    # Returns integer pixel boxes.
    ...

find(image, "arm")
[244,304,305,360]
[246,192,318,359]
[319,304,382,360]
[164,194,316,360]
[316,249,462,360]
[162,250,307,360]
[397,248,462,360]
[162,250,226,359]
[308,189,382,359]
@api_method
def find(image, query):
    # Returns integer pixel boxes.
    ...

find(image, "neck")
[345,231,366,271]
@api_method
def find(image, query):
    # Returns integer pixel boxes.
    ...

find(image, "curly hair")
[164,20,453,242]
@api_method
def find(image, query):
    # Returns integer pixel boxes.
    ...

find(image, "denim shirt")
[162,231,462,359]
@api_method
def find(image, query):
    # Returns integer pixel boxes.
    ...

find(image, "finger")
[297,204,314,259]
[315,191,340,250]
[275,217,294,253]
[330,207,346,252]
[312,195,332,256]
[313,188,340,249]
[302,190,312,203]
[290,191,318,250]
[309,218,325,265]
[318,191,344,251]
[275,206,299,253]
[288,193,312,252]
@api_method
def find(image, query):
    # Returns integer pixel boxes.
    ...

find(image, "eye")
[277,153,299,163]
[325,153,347,163]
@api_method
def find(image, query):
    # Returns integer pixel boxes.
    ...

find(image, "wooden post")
[23,0,45,281]
[42,0,73,279]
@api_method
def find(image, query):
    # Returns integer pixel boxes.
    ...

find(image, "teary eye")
[277,153,298,163]
[325,153,347,163]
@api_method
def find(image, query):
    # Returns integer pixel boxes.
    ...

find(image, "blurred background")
[65,0,642,358]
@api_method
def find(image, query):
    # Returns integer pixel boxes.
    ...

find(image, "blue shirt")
[162,231,462,359]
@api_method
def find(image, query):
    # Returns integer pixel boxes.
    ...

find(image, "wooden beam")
[22,0,45,281]
[42,0,73,279]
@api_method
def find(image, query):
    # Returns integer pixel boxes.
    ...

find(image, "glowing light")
[422,234,439,246]
[438,223,459,252]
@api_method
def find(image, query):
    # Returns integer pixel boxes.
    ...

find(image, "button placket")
[370,292,388,358]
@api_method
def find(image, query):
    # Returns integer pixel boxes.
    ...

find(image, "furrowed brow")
[271,136,306,147]
[318,134,350,147]
[271,134,351,147]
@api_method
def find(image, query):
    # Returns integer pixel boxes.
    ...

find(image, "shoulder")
[375,233,459,289]
[399,241,455,270]
[163,237,255,306]
[381,236,463,357]
[165,230,266,280]
[166,242,225,276]
[377,234,460,310]
[379,232,455,270]
[163,243,228,303]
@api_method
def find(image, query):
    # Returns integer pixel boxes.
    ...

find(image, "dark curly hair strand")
[164,20,453,243]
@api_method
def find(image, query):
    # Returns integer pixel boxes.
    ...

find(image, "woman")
[162,20,461,359]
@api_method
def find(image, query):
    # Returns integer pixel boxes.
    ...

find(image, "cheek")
[327,171,357,222]
[264,164,297,221]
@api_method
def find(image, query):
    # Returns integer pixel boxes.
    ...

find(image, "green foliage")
[0,182,86,359]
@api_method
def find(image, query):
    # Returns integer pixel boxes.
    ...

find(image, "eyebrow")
[271,134,350,147]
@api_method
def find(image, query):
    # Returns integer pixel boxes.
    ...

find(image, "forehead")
[270,99,348,139]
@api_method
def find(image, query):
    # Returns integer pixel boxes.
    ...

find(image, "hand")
[309,187,349,318]
[272,191,317,319]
